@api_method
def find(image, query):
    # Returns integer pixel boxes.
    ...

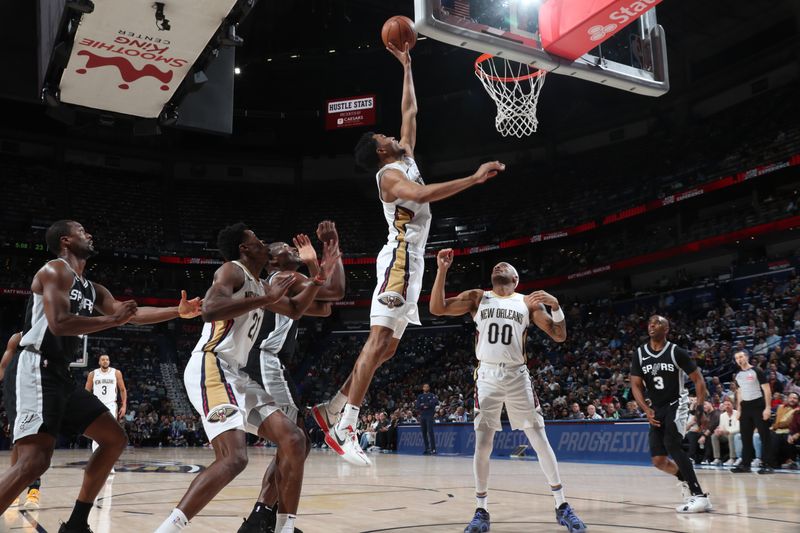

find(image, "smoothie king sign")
[59,0,236,117]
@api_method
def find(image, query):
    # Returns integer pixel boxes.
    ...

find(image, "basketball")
[381,15,417,50]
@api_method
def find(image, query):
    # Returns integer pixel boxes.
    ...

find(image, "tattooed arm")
[525,290,567,343]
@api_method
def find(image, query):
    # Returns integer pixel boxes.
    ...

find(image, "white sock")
[336,404,359,432]
[275,513,296,533]
[552,485,566,507]
[155,508,189,533]
[476,493,488,511]
[328,390,348,414]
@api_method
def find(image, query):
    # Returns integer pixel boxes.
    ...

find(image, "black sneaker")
[757,466,774,474]
[58,523,93,533]
[731,465,751,473]
[237,517,269,533]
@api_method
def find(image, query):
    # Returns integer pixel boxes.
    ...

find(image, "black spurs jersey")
[630,341,696,408]
[243,271,300,384]
[20,258,96,377]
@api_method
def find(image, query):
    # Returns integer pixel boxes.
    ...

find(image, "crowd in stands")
[1,82,799,258]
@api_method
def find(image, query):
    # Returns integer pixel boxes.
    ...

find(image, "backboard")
[414,0,669,96]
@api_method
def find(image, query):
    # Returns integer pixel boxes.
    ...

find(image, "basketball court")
[2,448,797,532]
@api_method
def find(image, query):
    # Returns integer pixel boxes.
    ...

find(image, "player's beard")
[491,272,513,286]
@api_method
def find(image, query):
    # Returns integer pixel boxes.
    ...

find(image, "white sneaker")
[711,459,722,466]
[677,481,691,502]
[723,459,735,466]
[676,494,712,513]
[326,425,372,466]
[752,458,761,468]
[733,458,742,466]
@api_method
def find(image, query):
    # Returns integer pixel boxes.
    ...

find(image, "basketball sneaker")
[464,508,490,533]
[710,459,722,466]
[556,502,587,532]
[723,459,736,466]
[237,516,269,533]
[676,494,712,513]
[326,425,371,466]
[24,488,40,509]
[58,523,94,533]
[311,403,340,452]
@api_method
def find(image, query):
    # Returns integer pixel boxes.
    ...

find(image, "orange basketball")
[381,15,417,50]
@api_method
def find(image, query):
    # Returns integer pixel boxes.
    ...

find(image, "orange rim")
[474,53,545,82]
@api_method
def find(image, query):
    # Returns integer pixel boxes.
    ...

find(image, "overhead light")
[234,66,241,75]
[328,49,336,53]
[290,54,299,59]
[266,58,272,62]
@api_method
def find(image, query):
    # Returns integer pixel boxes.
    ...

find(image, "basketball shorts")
[370,244,424,338]
[649,400,689,457]
[246,352,301,428]
[7,349,109,442]
[184,350,278,442]
[473,362,544,432]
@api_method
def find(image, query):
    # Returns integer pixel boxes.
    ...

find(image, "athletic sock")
[328,390,348,414]
[476,493,488,511]
[66,500,93,528]
[337,404,359,432]
[275,513,296,533]
[551,485,566,507]
[155,508,189,533]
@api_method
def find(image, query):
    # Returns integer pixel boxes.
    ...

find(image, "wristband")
[551,306,565,323]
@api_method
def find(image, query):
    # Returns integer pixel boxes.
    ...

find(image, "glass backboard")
[415,0,669,96]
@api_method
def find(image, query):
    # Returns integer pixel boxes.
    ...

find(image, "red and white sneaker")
[326,424,372,466]
[312,403,340,452]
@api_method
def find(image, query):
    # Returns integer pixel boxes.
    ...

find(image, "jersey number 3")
[653,376,664,390]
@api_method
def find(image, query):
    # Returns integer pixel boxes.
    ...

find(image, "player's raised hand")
[472,161,505,184]
[178,289,202,319]
[437,248,454,271]
[526,290,559,309]
[320,240,342,280]
[264,272,295,304]
[386,41,411,68]
[293,233,319,267]
[316,220,339,250]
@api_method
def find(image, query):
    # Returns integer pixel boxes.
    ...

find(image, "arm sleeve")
[673,346,697,374]
[755,368,768,384]
[629,349,643,377]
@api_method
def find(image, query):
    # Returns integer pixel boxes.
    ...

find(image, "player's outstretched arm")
[40,261,136,336]
[382,161,505,205]
[429,249,481,317]
[387,42,417,157]
[0,332,21,382]
[94,283,202,325]
[315,221,346,301]
[266,240,341,319]
[201,262,293,322]
[527,291,567,342]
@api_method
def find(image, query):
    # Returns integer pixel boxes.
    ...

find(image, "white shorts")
[184,351,279,442]
[246,352,299,427]
[370,244,424,339]
[473,362,544,432]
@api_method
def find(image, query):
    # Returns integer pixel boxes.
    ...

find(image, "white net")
[475,55,547,138]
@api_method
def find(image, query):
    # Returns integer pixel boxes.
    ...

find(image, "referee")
[731,350,773,474]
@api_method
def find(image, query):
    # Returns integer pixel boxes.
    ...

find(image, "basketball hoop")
[474,54,547,138]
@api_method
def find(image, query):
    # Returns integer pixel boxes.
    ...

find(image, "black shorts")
[8,349,110,442]
[649,400,689,457]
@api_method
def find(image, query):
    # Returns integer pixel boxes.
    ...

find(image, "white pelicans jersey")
[93,367,118,405]
[473,292,530,365]
[376,156,432,254]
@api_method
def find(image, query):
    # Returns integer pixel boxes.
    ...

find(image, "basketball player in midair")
[0,220,203,533]
[86,354,127,463]
[430,249,587,533]
[1,332,42,509]
[312,41,505,466]
[239,222,345,533]
[156,223,339,533]
[630,315,712,513]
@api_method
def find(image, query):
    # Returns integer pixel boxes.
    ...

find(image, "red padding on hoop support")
[539,0,663,61]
